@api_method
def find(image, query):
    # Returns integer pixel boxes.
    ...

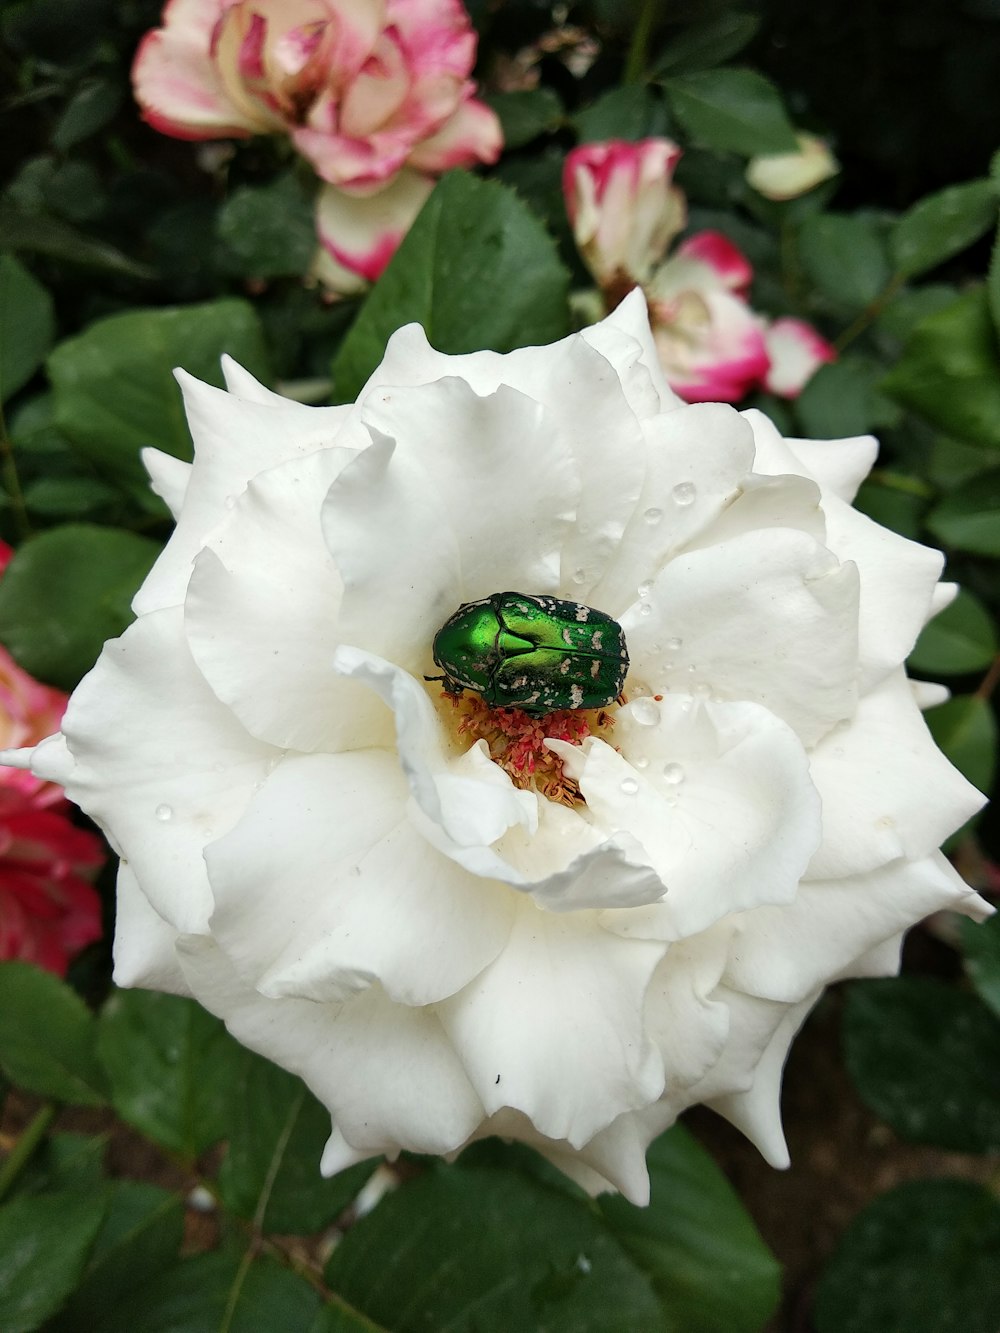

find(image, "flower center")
[438,690,617,807]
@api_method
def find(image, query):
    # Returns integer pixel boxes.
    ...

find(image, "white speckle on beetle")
[592,630,603,650]
[570,684,583,707]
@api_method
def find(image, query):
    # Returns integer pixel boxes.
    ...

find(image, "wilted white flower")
[5,293,987,1204]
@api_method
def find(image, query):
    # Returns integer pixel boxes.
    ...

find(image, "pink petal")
[132,0,263,139]
[763,318,837,398]
[406,97,503,172]
[675,231,754,296]
[314,169,434,289]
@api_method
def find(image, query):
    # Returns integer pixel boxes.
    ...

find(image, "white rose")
[6,292,987,1205]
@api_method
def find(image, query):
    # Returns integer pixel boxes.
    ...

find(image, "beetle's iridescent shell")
[432,592,629,713]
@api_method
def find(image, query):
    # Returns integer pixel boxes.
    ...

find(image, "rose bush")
[564,139,836,402]
[4,294,987,1202]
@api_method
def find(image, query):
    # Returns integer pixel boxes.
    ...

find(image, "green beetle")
[430,591,629,714]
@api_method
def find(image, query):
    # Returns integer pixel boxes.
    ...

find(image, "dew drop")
[633,755,649,770]
[663,762,685,785]
[620,776,639,795]
[643,507,663,525]
[687,664,697,675]
[572,567,586,585]
[155,803,173,822]
[631,697,660,727]
[672,481,697,506]
[637,579,653,599]
[639,603,652,616]
[666,636,682,652]
[224,494,236,510]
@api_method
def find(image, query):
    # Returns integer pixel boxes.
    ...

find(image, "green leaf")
[92,1249,325,1333]
[843,977,1000,1151]
[332,173,569,403]
[795,356,901,438]
[0,253,55,403]
[97,990,245,1160]
[877,283,960,339]
[909,588,998,674]
[48,1183,185,1332]
[13,1133,108,1199]
[22,475,120,518]
[574,86,669,142]
[663,69,797,156]
[0,525,160,690]
[797,213,891,313]
[653,12,761,75]
[0,962,107,1105]
[960,912,1000,1020]
[890,179,998,278]
[882,288,1000,449]
[988,221,1000,336]
[325,1164,664,1331]
[815,1179,1000,1333]
[485,89,563,149]
[852,479,925,540]
[52,78,123,153]
[599,1124,781,1333]
[48,300,270,504]
[927,467,1000,556]
[0,204,155,280]
[925,694,997,794]
[217,173,317,278]
[0,1189,107,1333]
[219,1052,377,1233]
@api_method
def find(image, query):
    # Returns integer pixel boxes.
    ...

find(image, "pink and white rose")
[133,0,501,192]
[3,294,987,1201]
[563,139,686,292]
[645,231,771,404]
[564,137,835,403]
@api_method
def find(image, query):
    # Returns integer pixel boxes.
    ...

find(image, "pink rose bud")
[563,138,687,294]
[132,0,502,194]
[763,317,837,398]
[746,134,839,202]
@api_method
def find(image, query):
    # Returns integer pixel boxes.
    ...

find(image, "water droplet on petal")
[620,776,639,796]
[639,603,652,616]
[637,580,653,599]
[572,568,586,585]
[663,762,685,785]
[633,755,649,770]
[224,494,236,510]
[643,507,663,525]
[631,697,660,727]
[672,481,697,506]
[155,804,173,822]
[666,636,682,652]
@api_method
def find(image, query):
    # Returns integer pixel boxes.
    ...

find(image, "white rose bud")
[746,134,840,202]
[4,293,987,1205]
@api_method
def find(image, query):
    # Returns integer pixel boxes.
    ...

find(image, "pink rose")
[132,0,502,193]
[645,231,770,404]
[0,786,104,977]
[563,138,686,294]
